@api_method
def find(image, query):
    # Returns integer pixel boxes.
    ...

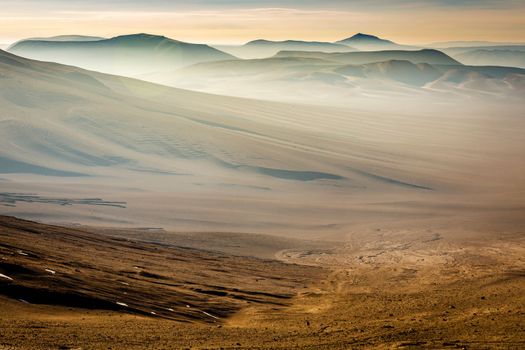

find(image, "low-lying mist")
[1,33,524,236]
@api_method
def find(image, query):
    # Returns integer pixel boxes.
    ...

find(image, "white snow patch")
[201,310,220,320]
[0,273,13,281]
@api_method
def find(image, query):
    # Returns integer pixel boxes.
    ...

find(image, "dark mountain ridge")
[274,49,461,65]
[8,33,236,76]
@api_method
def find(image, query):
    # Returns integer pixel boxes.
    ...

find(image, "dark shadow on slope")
[0,192,126,208]
[216,158,344,181]
[349,167,433,190]
[0,156,86,177]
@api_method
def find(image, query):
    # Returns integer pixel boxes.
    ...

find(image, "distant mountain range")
[6,35,105,51]
[427,40,525,48]
[215,40,355,59]
[9,35,105,46]
[216,33,416,58]
[140,47,524,104]
[245,39,353,51]
[8,33,236,76]
[453,49,525,69]
[9,33,525,97]
[441,45,525,56]
[335,60,443,87]
[274,49,460,65]
[6,32,525,74]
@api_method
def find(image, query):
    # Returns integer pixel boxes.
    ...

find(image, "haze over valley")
[1,1,524,348]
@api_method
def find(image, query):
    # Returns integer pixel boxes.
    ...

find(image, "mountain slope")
[0,215,319,322]
[1,48,524,234]
[8,33,236,76]
[0,47,439,231]
[335,60,443,86]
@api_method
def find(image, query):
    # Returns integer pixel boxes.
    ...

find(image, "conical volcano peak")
[351,33,381,40]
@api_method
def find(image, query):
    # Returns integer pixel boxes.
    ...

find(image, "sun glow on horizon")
[1,1,524,45]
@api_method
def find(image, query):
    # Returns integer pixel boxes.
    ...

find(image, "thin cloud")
[0,1,523,44]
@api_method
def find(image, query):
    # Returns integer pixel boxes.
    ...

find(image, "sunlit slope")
[0,48,455,183]
[1,49,524,233]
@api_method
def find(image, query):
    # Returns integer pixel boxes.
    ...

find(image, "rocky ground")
[1,215,524,349]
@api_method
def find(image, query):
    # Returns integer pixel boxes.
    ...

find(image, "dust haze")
[1,27,524,349]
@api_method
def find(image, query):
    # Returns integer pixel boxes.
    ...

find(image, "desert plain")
[1,29,525,350]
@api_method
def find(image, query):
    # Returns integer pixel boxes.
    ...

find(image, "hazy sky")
[1,0,524,45]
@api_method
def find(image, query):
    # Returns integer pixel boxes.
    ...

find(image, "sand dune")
[1,48,524,236]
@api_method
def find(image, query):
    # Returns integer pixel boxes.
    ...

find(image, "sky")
[1,0,524,45]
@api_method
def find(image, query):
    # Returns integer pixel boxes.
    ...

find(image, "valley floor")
[1,215,524,349]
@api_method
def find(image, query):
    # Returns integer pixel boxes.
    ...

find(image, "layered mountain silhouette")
[215,40,355,59]
[334,60,443,86]
[8,33,236,76]
[274,49,461,65]
[453,49,525,68]
[141,47,525,103]
[10,32,525,78]
[9,35,105,46]
[441,45,525,56]
[428,41,525,48]
[4,32,525,103]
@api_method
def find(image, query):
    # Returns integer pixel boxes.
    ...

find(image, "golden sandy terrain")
[1,215,524,349]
